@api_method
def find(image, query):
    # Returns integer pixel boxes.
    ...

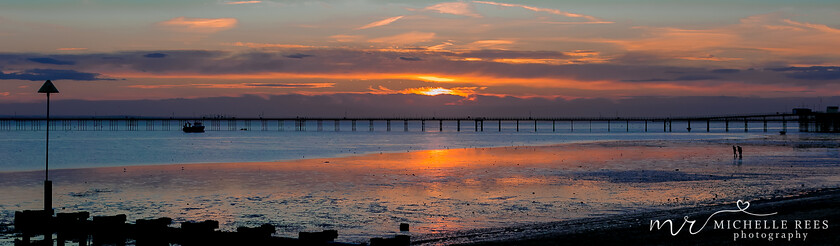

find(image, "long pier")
[1,112,834,133]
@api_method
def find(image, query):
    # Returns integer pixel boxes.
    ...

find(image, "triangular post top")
[38,80,59,94]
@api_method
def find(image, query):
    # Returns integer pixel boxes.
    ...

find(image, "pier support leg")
[707,120,710,132]
[352,120,356,131]
[763,118,767,132]
[687,120,691,132]
[571,120,574,132]
[534,120,537,132]
[644,120,648,132]
[669,120,672,132]
[370,120,374,132]
[744,118,748,132]
[404,120,408,132]
[516,120,519,132]
[457,120,461,132]
[552,120,555,132]
[422,120,425,132]
[475,120,478,132]
[387,120,391,132]
[725,120,729,132]
[498,120,501,132]
[607,120,611,132]
[440,120,443,132]
[480,120,484,132]
[664,120,667,132]
[783,118,787,132]
[335,120,340,131]
[626,120,629,132]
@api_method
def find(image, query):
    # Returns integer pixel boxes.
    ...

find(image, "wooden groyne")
[12,209,409,246]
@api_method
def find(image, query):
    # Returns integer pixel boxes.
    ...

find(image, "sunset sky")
[1,0,839,117]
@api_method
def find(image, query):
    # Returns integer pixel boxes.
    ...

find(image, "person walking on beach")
[737,146,743,159]
[733,146,738,158]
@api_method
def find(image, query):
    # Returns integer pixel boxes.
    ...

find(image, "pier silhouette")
[1,109,837,133]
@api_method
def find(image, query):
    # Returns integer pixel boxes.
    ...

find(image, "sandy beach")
[1,135,839,244]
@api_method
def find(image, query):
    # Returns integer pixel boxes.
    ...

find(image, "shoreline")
[438,187,840,245]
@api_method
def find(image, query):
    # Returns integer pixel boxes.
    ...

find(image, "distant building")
[827,106,839,114]
[793,108,812,114]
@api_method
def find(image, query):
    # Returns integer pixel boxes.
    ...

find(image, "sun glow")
[420,87,453,96]
[417,76,455,82]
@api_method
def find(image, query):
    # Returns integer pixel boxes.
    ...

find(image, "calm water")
[0,120,792,172]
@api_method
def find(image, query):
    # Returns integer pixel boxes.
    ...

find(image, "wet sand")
[1,137,839,244]
[452,188,840,245]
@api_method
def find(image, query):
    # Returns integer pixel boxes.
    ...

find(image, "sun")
[420,88,454,96]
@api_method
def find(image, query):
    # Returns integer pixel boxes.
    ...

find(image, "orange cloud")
[598,14,840,61]
[330,35,364,42]
[127,83,335,89]
[677,55,742,62]
[781,19,840,34]
[424,2,481,17]
[371,86,481,98]
[108,70,833,99]
[125,84,187,89]
[465,39,515,50]
[227,42,319,49]
[369,31,436,44]
[417,76,455,82]
[56,47,88,51]
[224,1,261,4]
[491,57,609,65]
[473,1,611,23]
[157,17,238,33]
[356,16,404,30]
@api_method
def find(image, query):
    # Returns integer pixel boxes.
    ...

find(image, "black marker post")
[38,80,59,214]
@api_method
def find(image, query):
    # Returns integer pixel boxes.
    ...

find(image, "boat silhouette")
[182,122,205,133]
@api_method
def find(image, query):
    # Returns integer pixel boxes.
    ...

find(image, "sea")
[0,120,793,172]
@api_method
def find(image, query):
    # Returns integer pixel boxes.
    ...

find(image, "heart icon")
[736,200,750,211]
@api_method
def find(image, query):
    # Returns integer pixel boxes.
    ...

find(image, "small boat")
[183,122,205,133]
